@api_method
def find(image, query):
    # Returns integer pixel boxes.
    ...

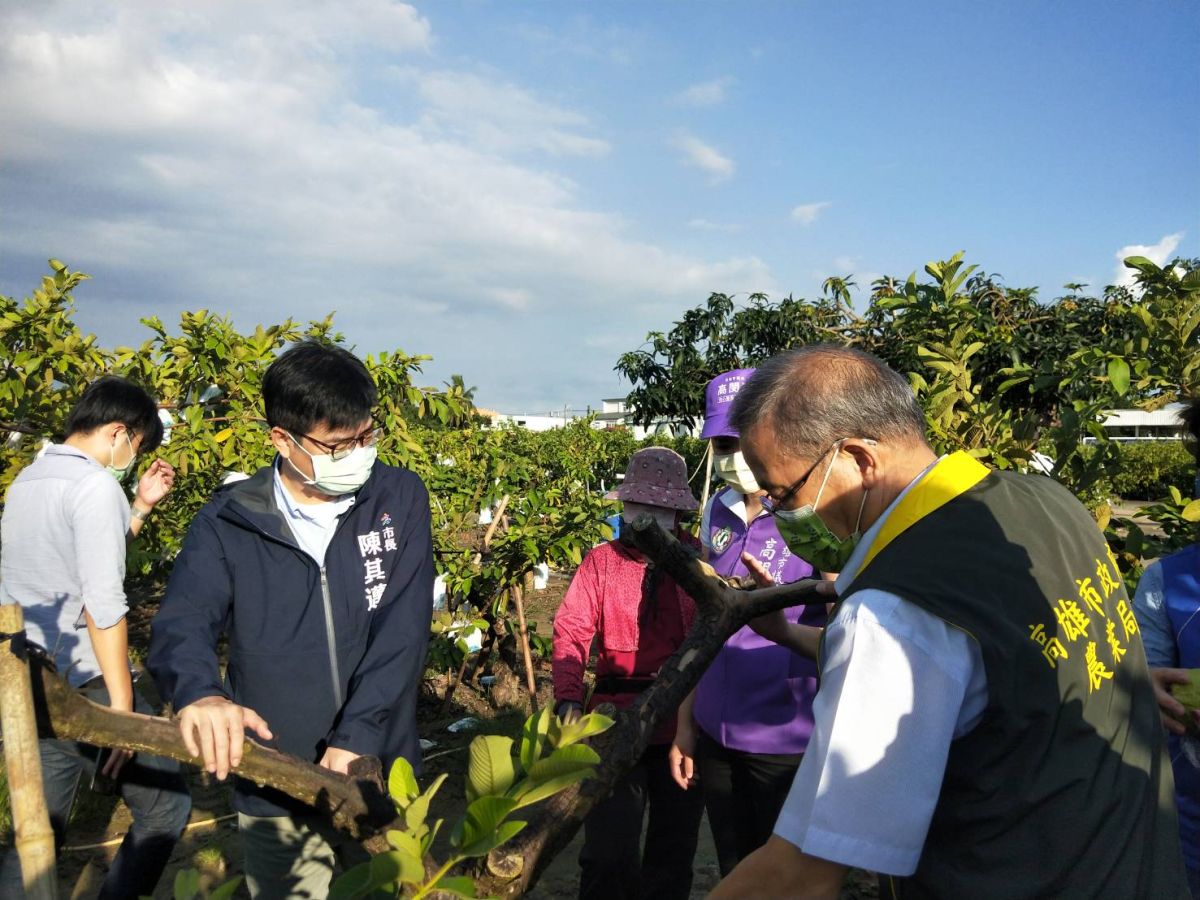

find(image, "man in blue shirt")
[0,375,190,898]
[149,341,434,899]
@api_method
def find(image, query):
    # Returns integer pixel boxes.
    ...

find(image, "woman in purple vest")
[1133,400,1200,898]
[669,368,826,877]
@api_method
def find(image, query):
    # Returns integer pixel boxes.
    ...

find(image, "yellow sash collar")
[856,450,992,575]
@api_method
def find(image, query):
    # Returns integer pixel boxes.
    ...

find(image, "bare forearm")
[711,837,846,899]
[127,501,152,539]
[783,624,822,660]
[85,610,133,711]
[677,687,697,729]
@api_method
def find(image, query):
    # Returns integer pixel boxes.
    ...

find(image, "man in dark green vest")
[710,345,1189,899]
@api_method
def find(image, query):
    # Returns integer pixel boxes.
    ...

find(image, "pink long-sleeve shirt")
[552,538,697,745]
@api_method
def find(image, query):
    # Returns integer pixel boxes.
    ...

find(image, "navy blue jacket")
[148,461,433,817]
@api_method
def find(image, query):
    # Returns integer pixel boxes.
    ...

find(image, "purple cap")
[700,368,755,439]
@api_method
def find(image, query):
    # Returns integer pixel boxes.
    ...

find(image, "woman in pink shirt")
[553,447,705,900]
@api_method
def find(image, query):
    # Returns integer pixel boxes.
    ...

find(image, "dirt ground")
[11,569,877,899]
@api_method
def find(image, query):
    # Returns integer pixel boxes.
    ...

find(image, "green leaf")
[519,706,553,773]
[516,744,600,791]
[329,861,373,899]
[386,828,424,861]
[466,734,515,802]
[1123,255,1158,273]
[405,772,447,831]
[555,712,614,747]
[453,795,520,855]
[206,877,244,900]
[433,875,479,898]
[1181,500,1200,522]
[1107,357,1130,396]
[388,757,419,807]
[511,768,594,809]
[173,869,200,900]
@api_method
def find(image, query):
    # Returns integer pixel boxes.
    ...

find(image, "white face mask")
[287,436,377,496]
[713,451,760,495]
[621,501,678,533]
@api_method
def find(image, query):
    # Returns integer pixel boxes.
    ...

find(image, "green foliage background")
[4,251,1200,623]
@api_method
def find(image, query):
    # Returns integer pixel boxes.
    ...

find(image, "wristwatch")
[130,505,151,522]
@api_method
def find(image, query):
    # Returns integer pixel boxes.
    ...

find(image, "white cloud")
[674,134,735,182]
[833,255,858,273]
[687,218,743,233]
[0,1,771,409]
[403,68,610,157]
[673,76,734,107]
[790,201,832,225]
[1113,232,1185,288]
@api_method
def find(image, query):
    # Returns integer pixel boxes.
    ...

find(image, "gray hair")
[730,344,928,458]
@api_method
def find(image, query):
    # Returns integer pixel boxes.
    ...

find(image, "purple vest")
[1157,546,1200,876]
[693,488,822,755]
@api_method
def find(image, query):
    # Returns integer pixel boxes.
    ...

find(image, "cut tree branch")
[27,652,396,842]
[478,516,825,895]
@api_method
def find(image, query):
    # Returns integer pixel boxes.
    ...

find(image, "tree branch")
[28,652,396,841]
[479,517,824,895]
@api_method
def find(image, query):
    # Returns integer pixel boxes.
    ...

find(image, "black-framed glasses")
[294,422,381,461]
[760,443,837,516]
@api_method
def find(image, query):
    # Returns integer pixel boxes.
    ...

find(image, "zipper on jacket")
[320,567,344,709]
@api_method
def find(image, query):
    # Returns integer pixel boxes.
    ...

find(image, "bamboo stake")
[0,605,58,900]
[509,584,539,714]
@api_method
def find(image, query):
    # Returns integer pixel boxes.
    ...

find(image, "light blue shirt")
[272,462,354,566]
[774,459,988,876]
[0,445,132,687]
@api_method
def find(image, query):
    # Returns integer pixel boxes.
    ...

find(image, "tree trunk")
[0,605,59,900]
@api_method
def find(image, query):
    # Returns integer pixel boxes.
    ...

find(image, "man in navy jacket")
[149,341,434,898]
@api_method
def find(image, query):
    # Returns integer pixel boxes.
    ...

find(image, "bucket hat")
[700,368,755,439]
[605,447,699,511]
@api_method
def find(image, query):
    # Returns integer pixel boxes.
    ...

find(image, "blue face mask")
[105,432,136,483]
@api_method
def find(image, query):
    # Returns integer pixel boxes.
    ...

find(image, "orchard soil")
[4,571,879,899]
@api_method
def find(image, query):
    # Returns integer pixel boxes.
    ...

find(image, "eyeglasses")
[294,423,381,461]
[760,444,837,516]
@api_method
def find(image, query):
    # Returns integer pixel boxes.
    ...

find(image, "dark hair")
[64,375,164,452]
[263,341,377,435]
[730,344,928,459]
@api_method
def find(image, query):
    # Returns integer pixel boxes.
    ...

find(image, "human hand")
[101,747,136,780]
[319,746,362,775]
[135,459,176,509]
[1149,667,1196,736]
[740,552,776,588]
[556,700,583,725]
[669,722,697,790]
[178,696,273,780]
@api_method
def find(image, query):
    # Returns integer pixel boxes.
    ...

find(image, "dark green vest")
[850,469,1188,899]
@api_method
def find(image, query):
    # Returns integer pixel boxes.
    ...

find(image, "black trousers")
[578,743,705,900]
[696,728,802,877]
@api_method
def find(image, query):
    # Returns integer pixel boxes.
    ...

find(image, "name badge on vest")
[711,526,733,554]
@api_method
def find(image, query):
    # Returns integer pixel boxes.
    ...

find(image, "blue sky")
[2,1,1196,412]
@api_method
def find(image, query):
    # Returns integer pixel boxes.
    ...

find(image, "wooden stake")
[510,584,539,714]
[0,605,58,900]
